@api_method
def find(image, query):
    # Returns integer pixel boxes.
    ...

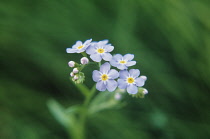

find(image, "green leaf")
[88,91,124,115]
[47,99,72,128]
[65,105,83,114]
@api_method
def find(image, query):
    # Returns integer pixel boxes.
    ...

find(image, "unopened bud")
[130,87,148,98]
[114,93,122,100]
[68,61,75,67]
[143,89,148,94]
[140,76,147,81]
[73,68,79,73]
[74,75,78,80]
[70,72,74,77]
[74,72,85,84]
[80,57,89,65]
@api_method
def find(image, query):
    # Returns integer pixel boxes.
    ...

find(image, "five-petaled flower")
[118,69,146,94]
[110,54,136,70]
[66,39,92,53]
[92,62,119,92]
[86,40,114,62]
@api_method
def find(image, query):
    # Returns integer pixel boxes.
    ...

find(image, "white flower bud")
[140,76,147,81]
[68,61,75,67]
[74,75,78,80]
[73,68,79,73]
[143,89,148,94]
[70,72,74,77]
[114,93,122,100]
[80,57,89,65]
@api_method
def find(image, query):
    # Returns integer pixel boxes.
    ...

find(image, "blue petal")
[135,77,145,87]
[96,81,106,91]
[99,40,109,45]
[72,41,82,48]
[140,76,147,81]
[117,64,127,70]
[110,59,118,67]
[90,41,98,44]
[86,45,96,55]
[125,61,136,66]
[108,69,119,79]
[101,40,109,44]
[84,38,92,45]
[105,45,114,52]
[66,48,77,53]
[118,79,127,89]
[106,80,117,92]
[135,78,145,87]
[102,53,112,61]
[90,54,102,62]
[100,62,110,73]
[123,54,134,61]
[129,69,140,78]
[77,48,86,53]
[94,43,101,49]
[119,70,129,79]
[113,54,123,60]
[79,45,89,52]
[92,70,101,82]
[127,84,138,94]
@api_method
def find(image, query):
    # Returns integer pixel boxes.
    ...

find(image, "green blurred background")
[1,0,210,138]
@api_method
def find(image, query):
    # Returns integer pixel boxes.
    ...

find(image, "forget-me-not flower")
[66,39,92,53]
[86,40,114,62]
[92,62,119,92]
[110,54,136,70]
[118,69,146,94]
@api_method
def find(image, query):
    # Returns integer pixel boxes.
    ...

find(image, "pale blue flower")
[118,69,146,94]
[86,40,114,62]
[66,39,92,53]
[110,54,136,70]
[92,62,119,92]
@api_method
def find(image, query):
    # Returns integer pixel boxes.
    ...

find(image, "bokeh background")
[1,0,210,138]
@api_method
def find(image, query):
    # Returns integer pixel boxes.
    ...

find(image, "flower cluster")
[66,39,148,97]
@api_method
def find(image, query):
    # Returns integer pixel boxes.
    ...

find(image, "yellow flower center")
[101,74,108,81]
[77,45,84,49]
[127,77,135,84]
[119,60,126,64]
[97,48,105,53]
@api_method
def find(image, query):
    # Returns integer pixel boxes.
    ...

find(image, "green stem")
[67,124,85,139]
[68,84,97,139]
[81,52,87,57]
[84,84,96,106]
[80,64,86,72]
